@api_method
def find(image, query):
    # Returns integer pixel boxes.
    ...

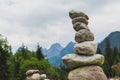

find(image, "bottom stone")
[68,66,107,80]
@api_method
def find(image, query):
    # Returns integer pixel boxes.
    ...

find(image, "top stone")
[69,10,89,20]
[26,70,40,76]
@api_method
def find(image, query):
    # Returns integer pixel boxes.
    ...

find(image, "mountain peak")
[49,43,63,51]
[108,31,120,38]
[109,31,120,35]
[98,31,120,52]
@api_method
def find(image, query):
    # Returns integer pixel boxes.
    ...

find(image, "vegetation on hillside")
[97,37,120,78]
[1,34,120,80]
[0,35,67,80]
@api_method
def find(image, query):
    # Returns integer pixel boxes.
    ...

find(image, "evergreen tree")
[14,55,20,79]
[0,35,11,80]
[97,47,102,54]
[103,37,114,77]
[36,44,44,60]
[113,47,118,64]
[17,44,30,60]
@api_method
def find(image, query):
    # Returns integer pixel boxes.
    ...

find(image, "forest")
[0,34,68,80]
[0,34,120,80]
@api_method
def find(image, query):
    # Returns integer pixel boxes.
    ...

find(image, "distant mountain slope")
[42,43,63,58]
[42,31,120,67]
[98,31,120,52]
[59,41,75,57]
[47,41,75,67]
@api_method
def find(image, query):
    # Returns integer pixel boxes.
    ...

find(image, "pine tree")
[0,35,11,80]
[97,47,102,54]
[104,37,114,77]
[36,44,44,60]
[14,55,20,79]
[17,44,29,60]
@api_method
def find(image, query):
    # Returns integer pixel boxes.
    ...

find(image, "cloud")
[0,0,120,52]
[89,0,120,42]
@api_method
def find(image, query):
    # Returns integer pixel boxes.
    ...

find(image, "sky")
[0,0,120,52]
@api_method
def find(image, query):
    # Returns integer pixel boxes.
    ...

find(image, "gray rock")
[73,22,89,31]
[72,17,88,25]
[75,29,94,43]
[74,41,97,55]
[69,10,89,20]
[26,73,40,80]
[26,70,40,80]
[68,66,107,80]
[26,70,40,76]
[112,63,120,76]
[62,54,104,69]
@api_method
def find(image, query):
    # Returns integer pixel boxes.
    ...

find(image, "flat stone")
[72,17,88,25]
[73,22,89,31]
[62,54,104,69]
[26,70,40,76]
[75,29,94,43]
[68,66,107,80]
[69,10,89,20]
[74,41,97,55]
[26,73,40,80]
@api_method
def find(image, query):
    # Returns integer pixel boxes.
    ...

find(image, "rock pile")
[26,70,50,80]
[62,10,107,80]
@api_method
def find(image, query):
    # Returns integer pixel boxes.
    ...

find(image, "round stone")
[72,17,88,25]
[74,41,97,55]
[75,29,94,43]
[69,10,89,20]
[26,70,40,76]
[68,66,107,80]
[73,22,89,31]
[26,73,40,80]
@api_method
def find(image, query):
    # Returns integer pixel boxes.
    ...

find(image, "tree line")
[97,37,120,78]
[0,35,67,80]
[1,34,120,80]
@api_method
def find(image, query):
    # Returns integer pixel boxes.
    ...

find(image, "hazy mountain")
[47,41,75,67]
[42,43,63,58]
[98,31,120,52]
[59,41,75,57]
[42,31,120,67]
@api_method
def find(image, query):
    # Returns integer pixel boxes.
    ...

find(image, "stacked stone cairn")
[26,70,50,80]
[62,10,107,80]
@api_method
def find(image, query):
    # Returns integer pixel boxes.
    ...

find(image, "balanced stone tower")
[62,10,107,80]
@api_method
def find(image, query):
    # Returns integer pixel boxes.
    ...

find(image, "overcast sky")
[0,0,120,52]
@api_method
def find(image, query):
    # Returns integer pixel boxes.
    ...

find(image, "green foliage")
[36,44,44,60]
[0,35,11,80]
[58,65,68,80]
[0,34,67,80]
[11,44,62,80]
[97,47,102,54]
[102,37,120,78]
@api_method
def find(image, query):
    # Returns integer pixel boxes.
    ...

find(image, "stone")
[75,29,94,43]
[62,54,104,69]
[68,66,107,80]
[72,17,88,25]
[69,10,89,20]
[40,74,47,79]
[26,70,40,76]
[73,22,89,31]
[26,73,40,80]
[112,63,120,76]
[74,41,97,55]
